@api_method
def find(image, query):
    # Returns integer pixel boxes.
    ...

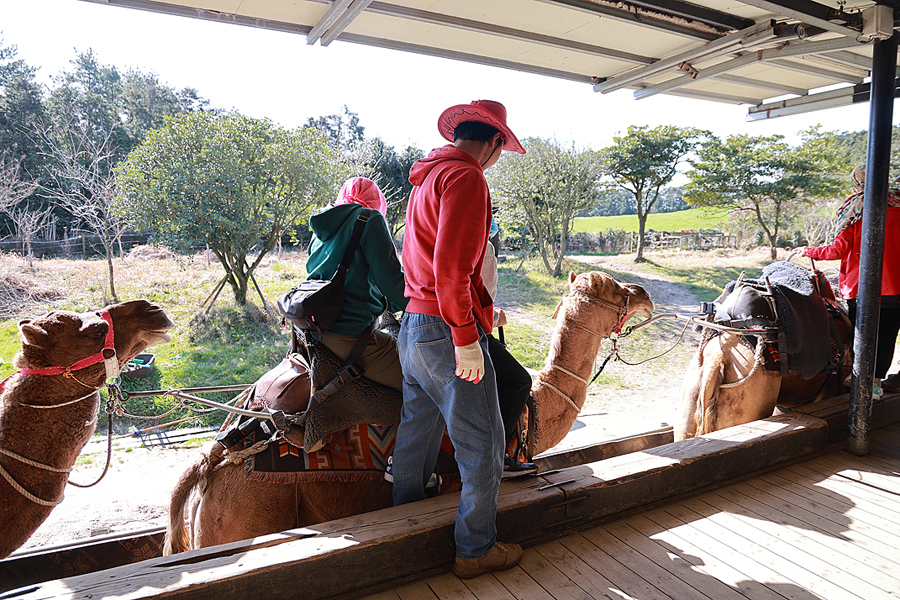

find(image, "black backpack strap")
[332,209,371,280]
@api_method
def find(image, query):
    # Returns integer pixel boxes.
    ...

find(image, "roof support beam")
[712,74,808,96]
[632,34,867,98]
[79,0,310,34]
[307,0,355,45]
[747,78,900,120]
[768,58,865,83]
[595,20,781,93]
[736,0,862,37]
[666,88,761,104]
[363,1,655,64]
[319,0,375,46]
[337,32,595,84]
[535,0,721,41]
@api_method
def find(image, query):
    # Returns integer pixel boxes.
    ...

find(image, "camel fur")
[675,318,851,441]
[0,300,174,558]
[164,271,652,554]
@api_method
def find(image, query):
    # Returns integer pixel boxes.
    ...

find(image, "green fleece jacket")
[305,203,408,337]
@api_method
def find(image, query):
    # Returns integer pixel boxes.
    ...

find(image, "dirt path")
[19,259,706,552]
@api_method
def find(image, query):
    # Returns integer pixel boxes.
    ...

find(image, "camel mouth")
[144,330,173,347]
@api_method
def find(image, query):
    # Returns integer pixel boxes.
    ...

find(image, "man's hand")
[454,341,484,384]
[493,308,508,329]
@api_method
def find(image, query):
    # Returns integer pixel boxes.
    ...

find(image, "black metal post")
[848,32,898,456]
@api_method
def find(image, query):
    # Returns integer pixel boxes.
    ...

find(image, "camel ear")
[623,283,647,298]
[19,322,49,348]
[569,271,577,285]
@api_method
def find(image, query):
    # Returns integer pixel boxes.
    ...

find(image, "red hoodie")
[403,145,493,347]
[805,205,900,299]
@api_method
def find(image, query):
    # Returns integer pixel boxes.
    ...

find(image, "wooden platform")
[7,394,899,599]
[366,421,900,600]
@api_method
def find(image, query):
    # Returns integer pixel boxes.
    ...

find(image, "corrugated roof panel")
[344,11,641,76]
[83,0,889,112]
[233,0,324,24]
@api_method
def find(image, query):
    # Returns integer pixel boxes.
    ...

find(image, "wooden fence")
[0,232,152,259]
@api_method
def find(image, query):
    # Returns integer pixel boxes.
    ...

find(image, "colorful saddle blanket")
[246,423,460,487]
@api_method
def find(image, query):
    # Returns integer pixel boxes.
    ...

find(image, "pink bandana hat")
[335,177,387,215]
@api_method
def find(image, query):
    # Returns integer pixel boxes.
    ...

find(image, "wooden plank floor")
[364,422,900,600]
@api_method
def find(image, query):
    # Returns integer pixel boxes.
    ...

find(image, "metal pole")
[848,32,898,456]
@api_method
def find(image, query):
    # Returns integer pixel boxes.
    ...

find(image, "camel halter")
[0,309,119,396]
[543,288,631,412]
[561,289,631,334]
[0,309,119,506]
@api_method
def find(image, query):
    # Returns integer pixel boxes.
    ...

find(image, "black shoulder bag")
[277,209,371,335]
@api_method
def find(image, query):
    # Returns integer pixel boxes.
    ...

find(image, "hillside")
[573,206,733,233]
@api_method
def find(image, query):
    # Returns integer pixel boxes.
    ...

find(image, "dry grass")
[0,253,65,319]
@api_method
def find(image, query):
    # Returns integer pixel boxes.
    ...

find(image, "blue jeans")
[392,312,504,559]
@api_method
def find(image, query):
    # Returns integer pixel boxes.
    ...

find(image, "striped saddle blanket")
[246,423,459,486]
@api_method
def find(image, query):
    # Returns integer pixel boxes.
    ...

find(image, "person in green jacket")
[305,177,408,390]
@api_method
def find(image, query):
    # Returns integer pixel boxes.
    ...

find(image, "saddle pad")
[246,424,461,488]
[303,342,403,453]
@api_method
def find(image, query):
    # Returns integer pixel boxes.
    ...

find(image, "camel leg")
[715,341,782,429]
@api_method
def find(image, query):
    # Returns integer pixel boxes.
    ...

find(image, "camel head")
[553,271,653,337]
[15,300,175,374]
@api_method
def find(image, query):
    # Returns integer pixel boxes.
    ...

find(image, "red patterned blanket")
[246,424,459,486]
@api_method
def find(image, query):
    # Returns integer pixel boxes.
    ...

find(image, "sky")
[0,0,894,153]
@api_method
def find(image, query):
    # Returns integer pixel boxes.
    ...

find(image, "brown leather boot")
[882,372,900,393]
[452,542,523,579]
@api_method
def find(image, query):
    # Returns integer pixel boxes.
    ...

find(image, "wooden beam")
[12,413,829,600]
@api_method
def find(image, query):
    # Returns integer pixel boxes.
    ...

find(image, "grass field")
[573,206,733,233]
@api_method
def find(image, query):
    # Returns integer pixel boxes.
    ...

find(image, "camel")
[164,271,654,553]
[0,300,175,558]
[674,280,851,441]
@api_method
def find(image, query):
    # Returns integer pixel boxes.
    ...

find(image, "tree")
[685,127,847,260]
[0,37,47,235]
[46,50,130,159]
[40,120,124,301]
[4,203,53,267]
[0,154,41,252]
[346,137,423,238]
[489,137,605,276]
[602,125,705,262]
[116,111,346,305]
[305,105,365,153]
[120,69,208,145]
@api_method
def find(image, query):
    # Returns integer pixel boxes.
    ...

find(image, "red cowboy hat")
[438,100,526,154]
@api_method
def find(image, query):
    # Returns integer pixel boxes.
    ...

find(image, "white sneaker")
[384,456,440,489]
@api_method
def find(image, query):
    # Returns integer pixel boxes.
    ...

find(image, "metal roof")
[81,0,898,119]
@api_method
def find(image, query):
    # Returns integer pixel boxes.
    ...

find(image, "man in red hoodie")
[391,100,527,579]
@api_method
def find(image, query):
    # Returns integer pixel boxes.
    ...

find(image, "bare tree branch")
[39,118,123,301]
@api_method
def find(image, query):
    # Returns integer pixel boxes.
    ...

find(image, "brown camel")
[0,300,174,558]
[674,313,851,441]
[164,271,653,553]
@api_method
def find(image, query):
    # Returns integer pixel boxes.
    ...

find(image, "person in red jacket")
[391,100,526,579]
[799,165,900,396]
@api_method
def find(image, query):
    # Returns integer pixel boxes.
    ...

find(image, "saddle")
[710,261,841,379]
[217,320,403,454]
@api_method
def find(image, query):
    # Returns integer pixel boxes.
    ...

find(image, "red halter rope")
[0,309,117,394]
